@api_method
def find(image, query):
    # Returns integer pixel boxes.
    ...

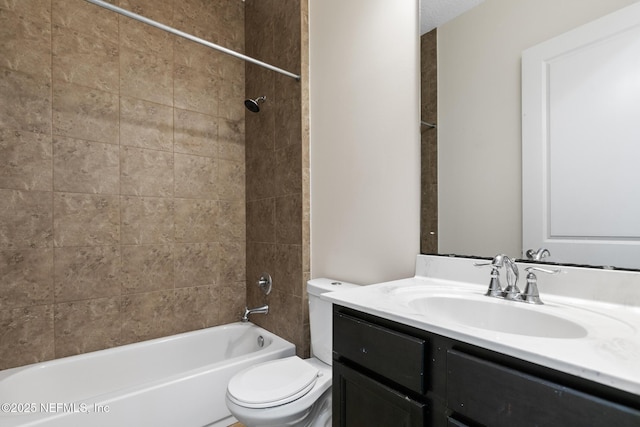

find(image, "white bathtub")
[0,322,295,427]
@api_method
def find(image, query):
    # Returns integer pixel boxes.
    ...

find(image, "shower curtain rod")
[84,0,301,81]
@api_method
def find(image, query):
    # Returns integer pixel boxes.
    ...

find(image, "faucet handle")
[476,255,519,299]
[522,267,560,304]
[525,266,560,275]
[474,261,494,268]
[474,261,504,297]
[474,254,507,269]
[257,273,272,295]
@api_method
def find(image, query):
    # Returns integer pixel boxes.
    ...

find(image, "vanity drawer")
[447,349,640,427]
[333,312,426,394]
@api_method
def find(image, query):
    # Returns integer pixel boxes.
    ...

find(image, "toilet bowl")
[225,279,360,427]
[225,356,332,427]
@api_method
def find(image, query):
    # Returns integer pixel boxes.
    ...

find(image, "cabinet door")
[333,361,426,427]
[447,349,640,427]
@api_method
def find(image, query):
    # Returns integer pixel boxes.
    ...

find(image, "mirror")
[420,0,640,269]
[522,2,640,270]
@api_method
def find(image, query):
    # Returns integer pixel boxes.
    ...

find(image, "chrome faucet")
[501,255,521,301]
[525,248,550,261]
[241,304,269,322]
[476,255,561,305]
[474,255,505,297]
[522,266,560,304]
[475,254,520,300]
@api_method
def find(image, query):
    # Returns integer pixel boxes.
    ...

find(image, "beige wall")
[0,0,246,370]
[309,0,421,285]
[438,0,639,258]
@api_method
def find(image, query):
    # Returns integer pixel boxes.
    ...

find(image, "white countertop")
[322,255,640,396]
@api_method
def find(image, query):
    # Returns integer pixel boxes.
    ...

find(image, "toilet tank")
[308,279,360,365]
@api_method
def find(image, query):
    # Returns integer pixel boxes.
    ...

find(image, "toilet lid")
[227,356,319,409]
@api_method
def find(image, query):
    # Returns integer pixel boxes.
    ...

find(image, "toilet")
[225,278,359,427]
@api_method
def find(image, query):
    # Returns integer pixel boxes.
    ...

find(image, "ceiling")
[420,0,485,34]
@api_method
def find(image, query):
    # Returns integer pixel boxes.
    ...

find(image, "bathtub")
[0,322,295,427]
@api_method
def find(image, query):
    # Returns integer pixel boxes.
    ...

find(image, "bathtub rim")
[0,322,288,378]
[0,321,295,410]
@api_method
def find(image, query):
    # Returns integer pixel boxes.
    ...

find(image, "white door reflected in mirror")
[522,2,640,269]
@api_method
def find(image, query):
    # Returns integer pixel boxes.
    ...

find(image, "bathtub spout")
[241,305,269,322]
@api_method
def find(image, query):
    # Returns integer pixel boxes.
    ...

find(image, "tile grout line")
[117,2,124,350]
[171,0,177,293]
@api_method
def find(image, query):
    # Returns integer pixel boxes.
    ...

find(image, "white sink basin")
[408,295,588,338]
[322,271,640,396]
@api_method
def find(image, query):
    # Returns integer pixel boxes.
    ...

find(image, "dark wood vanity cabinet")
[332,305,640,427]
[332,310,429,427]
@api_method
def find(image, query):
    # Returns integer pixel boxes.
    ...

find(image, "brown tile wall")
[421,29,438,254]
[244,0,309,357]
[0,0,247,369]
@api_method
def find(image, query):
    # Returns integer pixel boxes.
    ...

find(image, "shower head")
[245,96,266,113]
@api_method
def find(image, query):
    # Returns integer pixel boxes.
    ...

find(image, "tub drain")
[257,335,264,348]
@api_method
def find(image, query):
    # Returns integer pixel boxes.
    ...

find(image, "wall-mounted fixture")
[245,96,267,113]
[241,273,272,322]
[257,273,272,295]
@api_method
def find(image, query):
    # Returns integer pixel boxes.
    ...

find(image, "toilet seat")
[227,356,320,409]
